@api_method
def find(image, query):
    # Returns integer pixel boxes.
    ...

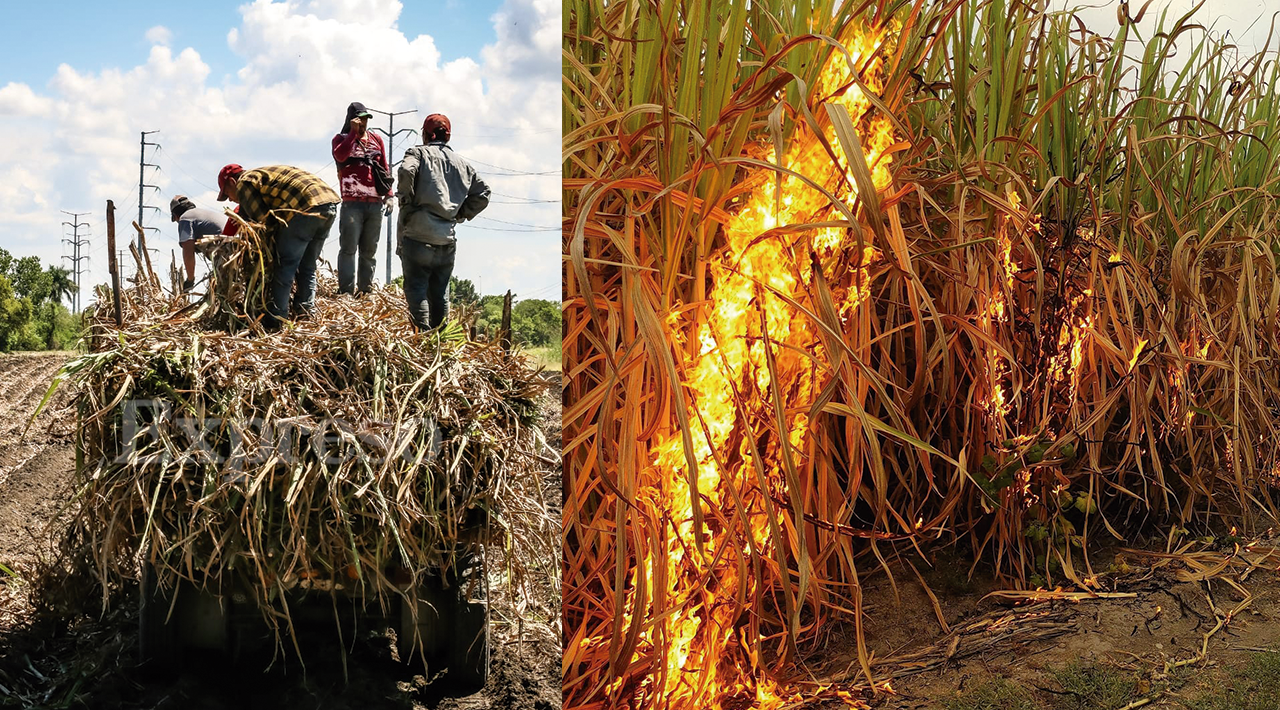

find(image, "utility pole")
[138,130,162,249]
[106,200,122,327]
[60,210,90,312]
[368,107,417,285]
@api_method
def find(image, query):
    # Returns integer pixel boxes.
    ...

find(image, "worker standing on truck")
[396,113,491,331]
[169,195,228,292]
[332,101,394,296]
[215,163,341,326]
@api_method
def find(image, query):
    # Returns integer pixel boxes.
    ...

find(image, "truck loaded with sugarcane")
[36,107,544,693]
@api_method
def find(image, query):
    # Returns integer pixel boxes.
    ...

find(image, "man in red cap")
[395,113,491,330]
[216,163,341,325]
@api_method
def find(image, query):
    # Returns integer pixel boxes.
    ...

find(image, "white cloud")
[0,0,561,305]
[145,25,173,46]
[0,83,54,117]
[483,0,560,82]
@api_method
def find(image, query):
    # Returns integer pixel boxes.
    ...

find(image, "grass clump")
[1189,652,1280,709]
[946,662,1138,710]
[945,679,1041,710]
[525,342,561,372]
[1050,661,1137,710]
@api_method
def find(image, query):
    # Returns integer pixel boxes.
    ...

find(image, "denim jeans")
[271,202,338,323]
[337,201,383,294]
[399,239,455,330]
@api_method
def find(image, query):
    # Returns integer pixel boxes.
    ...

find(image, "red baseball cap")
[216,164,244,201]
[422,114,450,142]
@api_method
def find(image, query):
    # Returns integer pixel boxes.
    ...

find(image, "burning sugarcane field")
[564,0,1280,708]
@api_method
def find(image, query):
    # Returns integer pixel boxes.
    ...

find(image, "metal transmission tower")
[368,107,418,284]
[138,130,163,247]
[60,210,90,312]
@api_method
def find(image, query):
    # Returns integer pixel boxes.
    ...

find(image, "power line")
[464,123,558,134]
[467,224,561,233]
[476,215,561,230]
[139,130,162,242]
[520,282,561,299]
[61,210,90,312]
[492,188,558,201]
[155,145,220,195]
[480,171,560,179]
[367,105,418,285]
[490,196,560,205]
[457,154,559,176]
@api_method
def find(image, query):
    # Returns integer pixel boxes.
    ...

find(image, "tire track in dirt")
[0,353,43,392]
[0,352,74,490]
[0,353,76,574]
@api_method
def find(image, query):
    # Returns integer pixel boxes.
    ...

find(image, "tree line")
[449,278,561,349]
[0,248,79,352]
[0,255,560,354]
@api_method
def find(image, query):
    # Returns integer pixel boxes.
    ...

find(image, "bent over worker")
[396,114,491,330]
[215,164,341,325]
[170,195,227,291]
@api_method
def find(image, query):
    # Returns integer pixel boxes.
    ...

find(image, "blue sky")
[0,2,507,88]
[0,0,561,304]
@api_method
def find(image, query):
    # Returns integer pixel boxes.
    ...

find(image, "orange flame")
[1128,338,1148,372]
[618,26,897,709]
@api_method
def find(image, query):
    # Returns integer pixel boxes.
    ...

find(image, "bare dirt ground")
[0,351,562,710]
[793,542,1280,709]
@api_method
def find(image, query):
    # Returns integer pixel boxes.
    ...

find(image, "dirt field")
[789,542,1280,709]
[0,351,561,710]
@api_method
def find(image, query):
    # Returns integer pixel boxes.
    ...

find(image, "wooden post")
[132,220,159,289]
[500,290,513,352]
[106,201,122,327]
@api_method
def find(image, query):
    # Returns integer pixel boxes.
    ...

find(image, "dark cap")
[344,102,374,132]
[170,195,196,221]
[216,164,244,201]
[422,113,450,142]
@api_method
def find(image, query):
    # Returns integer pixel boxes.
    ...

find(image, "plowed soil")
[0,351,562,710]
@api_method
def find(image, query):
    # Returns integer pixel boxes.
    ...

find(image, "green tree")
[45,266,75,308]
[9,256,50,303]
[450,277,480,308]
[511,299,561,347]
[42,266,75,348]
[0,274,33,352]
[476,294,505,335]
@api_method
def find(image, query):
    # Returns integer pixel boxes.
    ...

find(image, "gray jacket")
[396,141,491,246]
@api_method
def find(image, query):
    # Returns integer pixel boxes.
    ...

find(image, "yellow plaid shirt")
[236,165,340,227]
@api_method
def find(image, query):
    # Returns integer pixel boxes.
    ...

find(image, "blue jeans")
[400,239,455,330]
[271,203,338,323]
[337,201,383,294]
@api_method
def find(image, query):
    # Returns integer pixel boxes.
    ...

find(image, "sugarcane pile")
[58,225,554,626]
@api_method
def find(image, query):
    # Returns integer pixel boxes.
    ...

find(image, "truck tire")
[398,582,449,669]
[399,582,489,693]
[447,598,489,694]
[138,564,181,673]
